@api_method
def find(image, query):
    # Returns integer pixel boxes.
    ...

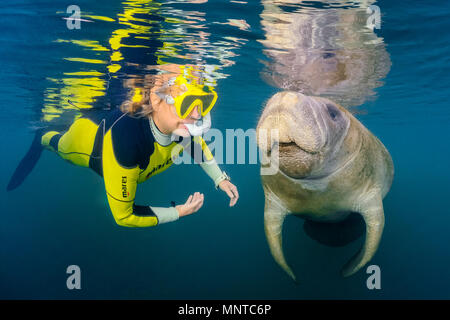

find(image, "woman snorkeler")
[7,65,239,227]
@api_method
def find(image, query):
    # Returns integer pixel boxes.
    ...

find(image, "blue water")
[1,0,450,299]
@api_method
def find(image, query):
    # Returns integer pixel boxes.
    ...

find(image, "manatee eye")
[326,104,340,120]
[322,52,336,59]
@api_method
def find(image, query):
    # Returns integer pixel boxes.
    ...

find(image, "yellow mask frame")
[156,67,218,120]
[171,75,217,119]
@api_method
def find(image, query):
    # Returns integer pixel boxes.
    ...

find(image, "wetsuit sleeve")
[102,130,178,227]
[189,136,228,188]
[200,159,228,188]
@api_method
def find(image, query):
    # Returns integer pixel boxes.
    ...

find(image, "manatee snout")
[257,91,349,179]
[258,91,326,151]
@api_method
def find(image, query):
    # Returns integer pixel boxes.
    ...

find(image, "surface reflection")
[41,0,247,127]
[259,0,391,108]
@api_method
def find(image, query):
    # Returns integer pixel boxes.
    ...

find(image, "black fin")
[302,212,365,247]
[7,130,44,191]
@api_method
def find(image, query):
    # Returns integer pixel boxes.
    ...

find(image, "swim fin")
[7,130,44,191]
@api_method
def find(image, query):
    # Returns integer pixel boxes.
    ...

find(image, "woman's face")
[150,87,201,137]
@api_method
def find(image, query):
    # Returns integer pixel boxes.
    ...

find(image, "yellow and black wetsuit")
[40,108,226,227]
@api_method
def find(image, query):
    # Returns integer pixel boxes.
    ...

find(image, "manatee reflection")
[259,0,391,108]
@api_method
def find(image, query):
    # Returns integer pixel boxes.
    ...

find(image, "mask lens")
[179,95,200,118]
[200,94,215,115]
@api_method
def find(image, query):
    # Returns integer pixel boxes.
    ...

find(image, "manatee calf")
[256,91,394,281]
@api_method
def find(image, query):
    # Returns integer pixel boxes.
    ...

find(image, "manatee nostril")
[326,103,339,121]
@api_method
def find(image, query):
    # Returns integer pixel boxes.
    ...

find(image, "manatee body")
[256,91,394,281]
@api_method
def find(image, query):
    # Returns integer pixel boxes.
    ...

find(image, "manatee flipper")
[302,212,365,247]
[341,191,385,277]
[6,130,44,191]
[263,192,296,282]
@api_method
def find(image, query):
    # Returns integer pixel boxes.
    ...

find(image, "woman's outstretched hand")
[218,180,239,207]
[176,192,204,217]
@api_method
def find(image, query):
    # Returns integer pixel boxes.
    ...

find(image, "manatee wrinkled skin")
[256,91,394,281]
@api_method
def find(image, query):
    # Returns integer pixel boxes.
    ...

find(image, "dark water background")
[0,0,449,299]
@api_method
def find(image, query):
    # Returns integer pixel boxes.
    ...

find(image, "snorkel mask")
[156,67,218,136]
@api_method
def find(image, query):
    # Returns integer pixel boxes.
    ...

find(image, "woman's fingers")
[230,185,239,206]
[192,193,203,207]
[222,185,238,207]
[177,193,204,217]
[232,185,239,199]
[185,192,204,212]
[230,195,238,207]
[223,187,234,201]
[191,192,200,204]
[196,194,204,210]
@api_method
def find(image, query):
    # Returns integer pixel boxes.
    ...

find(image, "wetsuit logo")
[122,176,129,197]
[146,158,172,178]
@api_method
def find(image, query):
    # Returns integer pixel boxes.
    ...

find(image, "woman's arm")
[189,136,239,206]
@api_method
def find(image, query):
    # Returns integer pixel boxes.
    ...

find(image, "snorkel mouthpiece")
[184,113,211,136]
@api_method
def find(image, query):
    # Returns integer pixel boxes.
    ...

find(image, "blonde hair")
[120,87,153,117]
[119,66,184,117]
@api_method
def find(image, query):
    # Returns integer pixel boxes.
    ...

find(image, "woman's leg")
[41,118,99,168]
